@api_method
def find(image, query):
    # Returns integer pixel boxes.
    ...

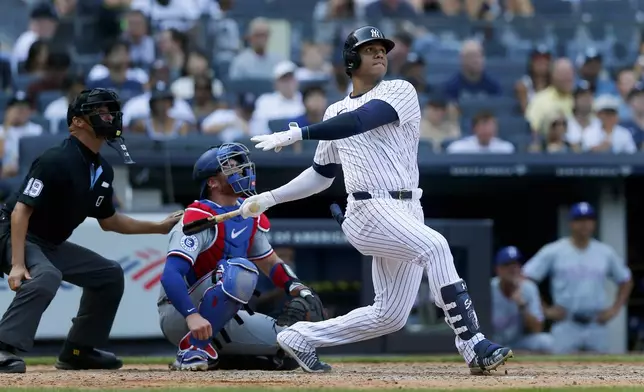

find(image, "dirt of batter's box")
[3,362,643,390]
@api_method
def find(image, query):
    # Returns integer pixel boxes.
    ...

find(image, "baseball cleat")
[55,345,123,370]
[169,345,219,371]
[0,350,26,373]
[468,340,513,375]
[277,331,331,373]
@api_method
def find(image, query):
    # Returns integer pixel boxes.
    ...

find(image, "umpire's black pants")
[0,222,124,352]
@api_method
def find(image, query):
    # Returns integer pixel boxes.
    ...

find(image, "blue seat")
[268,118,290,132]
[418,139,434,155]
[459,96,519,118]
[227,79,274,95]
[12,74,37,92]
[37,90,63,112]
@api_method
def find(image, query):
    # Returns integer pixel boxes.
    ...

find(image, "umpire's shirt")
[1,136,115,248]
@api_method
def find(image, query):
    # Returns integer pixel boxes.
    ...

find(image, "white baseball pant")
[281,190,485,364]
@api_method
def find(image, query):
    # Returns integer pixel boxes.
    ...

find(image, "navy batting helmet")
[193,142,257,199]
[343,26,395,77]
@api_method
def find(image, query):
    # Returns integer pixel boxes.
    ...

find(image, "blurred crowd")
[0,0,643,183]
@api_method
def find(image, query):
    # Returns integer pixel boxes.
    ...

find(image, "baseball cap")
[582,47,602,63]
[628,82,644,100]
[30,3,58,20]
[530,44,551,58]
[238,92,257,110]
[495,246,522,266]
[273,61,297,80]
[593,94,620,112]
[573,80,593,97]
[406,52,425,66]
[7,91,33,108]
[569,202,596,220]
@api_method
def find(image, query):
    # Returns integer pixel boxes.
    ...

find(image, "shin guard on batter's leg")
[439,280,513,374]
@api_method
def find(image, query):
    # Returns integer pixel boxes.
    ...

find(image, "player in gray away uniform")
[491,246,553,353]
[157,143,324,371]
[522,202,633,354]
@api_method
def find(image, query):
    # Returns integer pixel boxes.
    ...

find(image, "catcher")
[157,142,326,371]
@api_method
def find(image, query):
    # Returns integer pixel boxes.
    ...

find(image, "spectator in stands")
[228,18,284,80]
[420,97,460,152]
[365,0,419,22]
[295,43,333,82]
[620,83,644,149]
[122,60,195,129]
[515,46,551,114]
[54,0,77,17]
[86,40,145,102]
[190,76,221,122]
[313,0,359,46]
[201,93,256,143]
[157,28,189,82]
[130,0,202,32]
[43,73,85,134]
[565,81,599,149]
[289,86,328,128]
[171,49,224,101]
[530,111,577,154]
[26,51,71,101]
[443,40,501,106]
[206,0,241,66]
[387,32,414,78]
[19,40,49,77]
[0,92,43,178]
[11,3,58,74]
[491,246,553,354]
[0,56,11,92]
[130,82,191,140]
[577,48,617,97]
[502,0,534,17]
[582,95,636,154]
[615,68,637,121]
[465,0,501,20]
[446,111,514,153]
[401,52,429,94]
[526,58,575,134]
[122,9,156,69]
[250,61,305,135]
[408,0,442,13]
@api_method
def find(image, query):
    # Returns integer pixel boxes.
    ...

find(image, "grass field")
[3,355,644,392]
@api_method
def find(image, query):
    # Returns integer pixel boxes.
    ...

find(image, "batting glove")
[240,191,277,219]
[251,122,302,152]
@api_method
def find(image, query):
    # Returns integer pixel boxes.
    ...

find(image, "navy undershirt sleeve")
[302,99,399,141]
[312,162,339,178]
[160,255,197,318]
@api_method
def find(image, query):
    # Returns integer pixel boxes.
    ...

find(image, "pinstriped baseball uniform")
[285,80,485,364]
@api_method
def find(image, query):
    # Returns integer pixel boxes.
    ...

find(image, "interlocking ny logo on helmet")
[343,26,395,77]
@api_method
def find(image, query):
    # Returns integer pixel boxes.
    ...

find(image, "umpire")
[0,88,182,373]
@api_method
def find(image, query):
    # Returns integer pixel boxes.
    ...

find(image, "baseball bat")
[182,202,260,235]
[330,203,345,225]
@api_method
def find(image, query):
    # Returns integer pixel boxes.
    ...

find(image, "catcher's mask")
[192,142,257,199]
[67,88,134,164]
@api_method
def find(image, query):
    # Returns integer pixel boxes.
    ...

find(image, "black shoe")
[55,342,123,371]
[0,345,26,374]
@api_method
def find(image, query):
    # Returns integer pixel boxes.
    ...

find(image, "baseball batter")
[240,26,513,374]
[158,143,326,371]
[522,202,633,354]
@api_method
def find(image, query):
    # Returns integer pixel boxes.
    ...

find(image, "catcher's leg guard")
[186,258,259,352]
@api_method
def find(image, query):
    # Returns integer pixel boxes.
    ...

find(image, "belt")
[351,191,414,200]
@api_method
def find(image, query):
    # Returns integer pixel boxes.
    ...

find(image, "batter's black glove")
[276,287,327,327]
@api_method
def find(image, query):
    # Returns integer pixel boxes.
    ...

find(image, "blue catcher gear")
[182,258,260,358]
[192,143,257,198]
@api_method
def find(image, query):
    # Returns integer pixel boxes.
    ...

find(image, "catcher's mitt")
[276,295,327,327]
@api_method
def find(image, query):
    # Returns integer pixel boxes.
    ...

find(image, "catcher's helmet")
[343,26,395,77]
[67,88,134,164]
[193,142,257,199]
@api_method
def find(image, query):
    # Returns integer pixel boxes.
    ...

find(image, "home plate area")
[3,362,643,390]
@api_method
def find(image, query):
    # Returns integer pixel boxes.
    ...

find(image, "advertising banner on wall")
[0,214,170,339]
